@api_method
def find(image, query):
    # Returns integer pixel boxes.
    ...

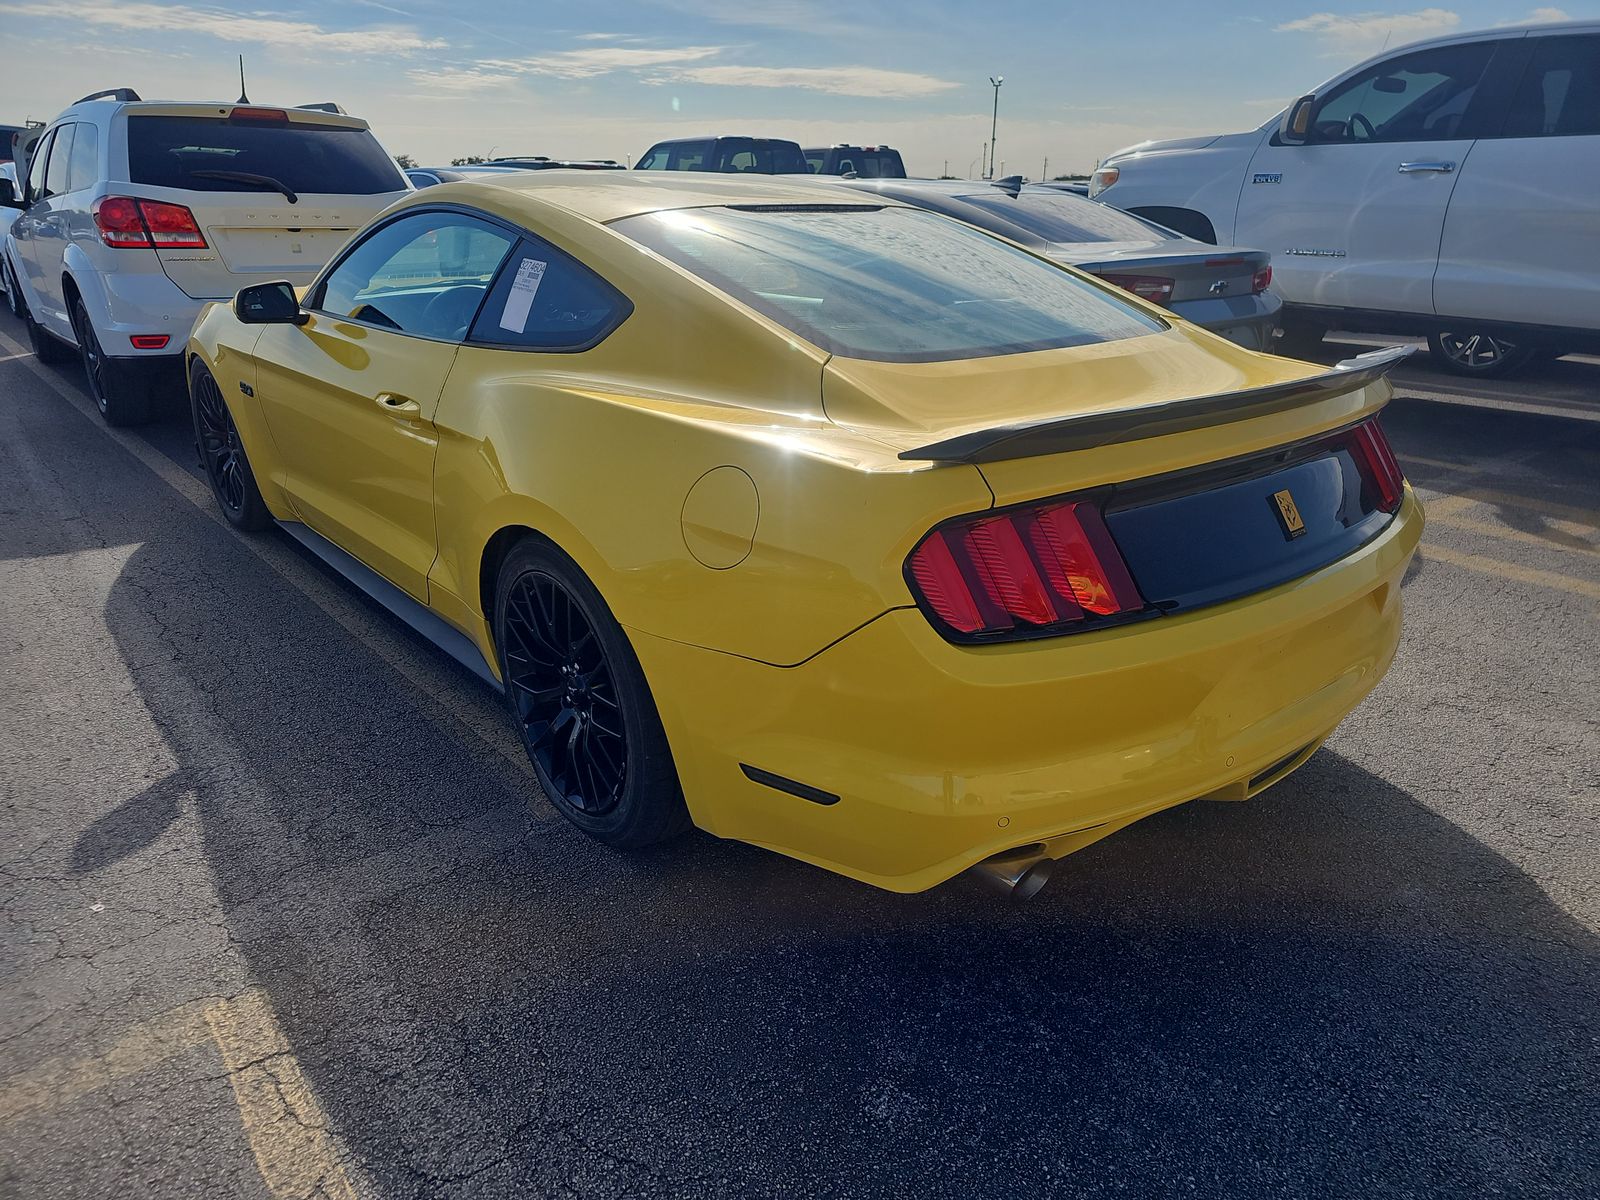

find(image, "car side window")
[467,236,630,352]
[1502,35,1600,138]
[24,129,53,203]
[314,211,517,341]
[67,122,99,192]
[636,147,666,170]
[1309,42,1497,143]
[670,141,713,170]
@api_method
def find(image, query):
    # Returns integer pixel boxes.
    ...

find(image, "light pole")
[988,75,1004,179]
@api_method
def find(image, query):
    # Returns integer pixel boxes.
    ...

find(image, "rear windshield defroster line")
[613,206,1164,364]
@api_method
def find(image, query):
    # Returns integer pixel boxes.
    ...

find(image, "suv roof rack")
[74,88,142,105]
[296,102,346,115]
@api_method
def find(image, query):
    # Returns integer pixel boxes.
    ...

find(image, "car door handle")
[375,392,422,420]
[1398,161,1455,173]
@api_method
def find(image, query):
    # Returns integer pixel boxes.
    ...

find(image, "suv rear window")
[616,206,1164,363]
[127,116,405,195]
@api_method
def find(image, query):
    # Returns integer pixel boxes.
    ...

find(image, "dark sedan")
[832,178,1282,350]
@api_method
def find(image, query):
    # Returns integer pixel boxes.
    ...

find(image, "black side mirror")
[235,281,308,325]
[1279,94,1317,145]
[0,178,19,208]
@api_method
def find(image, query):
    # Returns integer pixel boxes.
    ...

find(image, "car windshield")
[958,192,1173,244]
[127,115,405,195]
[615,206,1164,363]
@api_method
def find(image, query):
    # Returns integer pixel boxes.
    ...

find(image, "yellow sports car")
[187,173,1422,896]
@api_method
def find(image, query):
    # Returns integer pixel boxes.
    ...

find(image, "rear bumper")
[632,487,1422,892]
[70,265,205,357]
[1172,290,1283,350]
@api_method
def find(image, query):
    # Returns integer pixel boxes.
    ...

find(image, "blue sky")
[1,2,1591,174]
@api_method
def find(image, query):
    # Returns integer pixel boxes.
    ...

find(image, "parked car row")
[1090,17,1600,377]
[635,136,906,178]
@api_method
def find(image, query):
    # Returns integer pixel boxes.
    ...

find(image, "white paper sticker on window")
[498,259,548,333]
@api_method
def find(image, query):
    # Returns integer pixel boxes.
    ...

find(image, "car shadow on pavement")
[89,510,1600,1200]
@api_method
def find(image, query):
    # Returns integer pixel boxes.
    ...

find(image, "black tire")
[1428,330,1536,379]
[25,308,73,365]
[494,537,690,848]
[189,360,272,531]
[71,298,152,426]
[1273,315,1327,359]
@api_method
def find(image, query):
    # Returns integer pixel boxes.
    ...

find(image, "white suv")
[1,89,409,422]
[1089,20,1600,377]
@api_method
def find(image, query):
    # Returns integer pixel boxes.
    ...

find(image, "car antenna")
[237,55,249,104]
[992,174,1024,198]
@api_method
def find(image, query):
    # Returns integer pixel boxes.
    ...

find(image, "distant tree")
[1052,173,1090,182]
[451,155,488,166]
[937,174,960,179]
[394,153,417,169]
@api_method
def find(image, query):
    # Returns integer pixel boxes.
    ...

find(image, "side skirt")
[276,520,503,692]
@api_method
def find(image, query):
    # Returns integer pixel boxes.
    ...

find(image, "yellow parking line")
[204,991,360,1200]
[1430,512,1599,558]
[1402,454,1474,472]
[1455,487,1600,528]
[0,999,215,1123]
[1425,543,1600,601]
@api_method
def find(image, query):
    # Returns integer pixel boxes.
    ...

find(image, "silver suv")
[1,89,409,423]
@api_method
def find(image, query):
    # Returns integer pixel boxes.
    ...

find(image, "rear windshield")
[958,192,1175,245]
[127,115,405,195]
[615,206,1164,363]
[825,150,905,178]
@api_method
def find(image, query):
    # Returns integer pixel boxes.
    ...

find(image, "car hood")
[1101,126,1268,165]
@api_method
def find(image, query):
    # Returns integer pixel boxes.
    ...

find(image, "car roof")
[411,171,893,225]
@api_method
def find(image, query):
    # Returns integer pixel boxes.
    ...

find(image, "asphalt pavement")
[1,312,1596,1199]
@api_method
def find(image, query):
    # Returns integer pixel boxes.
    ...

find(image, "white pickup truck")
[1090,19,1600,377]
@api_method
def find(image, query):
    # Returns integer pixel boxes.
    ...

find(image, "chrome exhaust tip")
[967,845,1054,900]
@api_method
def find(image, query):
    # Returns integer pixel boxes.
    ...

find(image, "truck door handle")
[1398,161,1455,173]
[375,392,422,419]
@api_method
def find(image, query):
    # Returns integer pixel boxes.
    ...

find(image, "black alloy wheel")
[503,571,629,818]
[494,539,689,847]
[72,299,150,425]
[190,362,271,530]
[1428,329,1536,379]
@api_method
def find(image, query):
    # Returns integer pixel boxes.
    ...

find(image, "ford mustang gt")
[186,173,1422,895]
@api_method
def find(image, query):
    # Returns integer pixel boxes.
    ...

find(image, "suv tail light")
[907,500,1144,641]
[1347,418,1405,512]
[1252,264,1272,293]
[91,196,207,249]
[1099,273,1174,306]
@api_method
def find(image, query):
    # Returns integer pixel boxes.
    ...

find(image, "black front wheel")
[1428,330,1536,379]
[189,360,271,530]
[495,538,690,848]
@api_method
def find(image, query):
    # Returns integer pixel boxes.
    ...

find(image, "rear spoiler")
[897,345,1414,464]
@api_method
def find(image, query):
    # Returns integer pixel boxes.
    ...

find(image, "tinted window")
[616,206,1163,363]
[67,122,99,192]
[957,192,1175,244]
[128,116,406,195]
[1503,35,1600,137]
[1310,42,1496,143]
[850,151,905,179]
[26,128,53,201]
[804,151,825,173]
[468,238,629,350]
[316,211,516,340]
[44,124,73,196]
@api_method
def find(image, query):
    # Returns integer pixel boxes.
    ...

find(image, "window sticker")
[499,258,548,333]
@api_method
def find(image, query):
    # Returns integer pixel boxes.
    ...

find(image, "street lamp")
[988,75,1004,179]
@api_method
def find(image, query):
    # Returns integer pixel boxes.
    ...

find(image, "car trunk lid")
[1052,243,1268,305]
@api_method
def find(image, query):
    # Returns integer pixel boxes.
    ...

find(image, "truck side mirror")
[1280,95,1317,145]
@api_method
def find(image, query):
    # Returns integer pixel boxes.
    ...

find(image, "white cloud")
[0,1,443,55]
[650,64,960,99]
[1276,9,1461,55]
[407,66,520,95]
[505,45,727,79]
[1524,7,1570,21]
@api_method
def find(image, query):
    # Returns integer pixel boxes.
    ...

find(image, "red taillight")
[92,196,149,247]
[1348,419,1405,513]
[138,200,207,247]
[1099,273,1174,306]
[1252,264,1272,293]
[906,500,1144,640]
[229,106,289,124]
[92,196,207,249]
[129,334,170,350]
